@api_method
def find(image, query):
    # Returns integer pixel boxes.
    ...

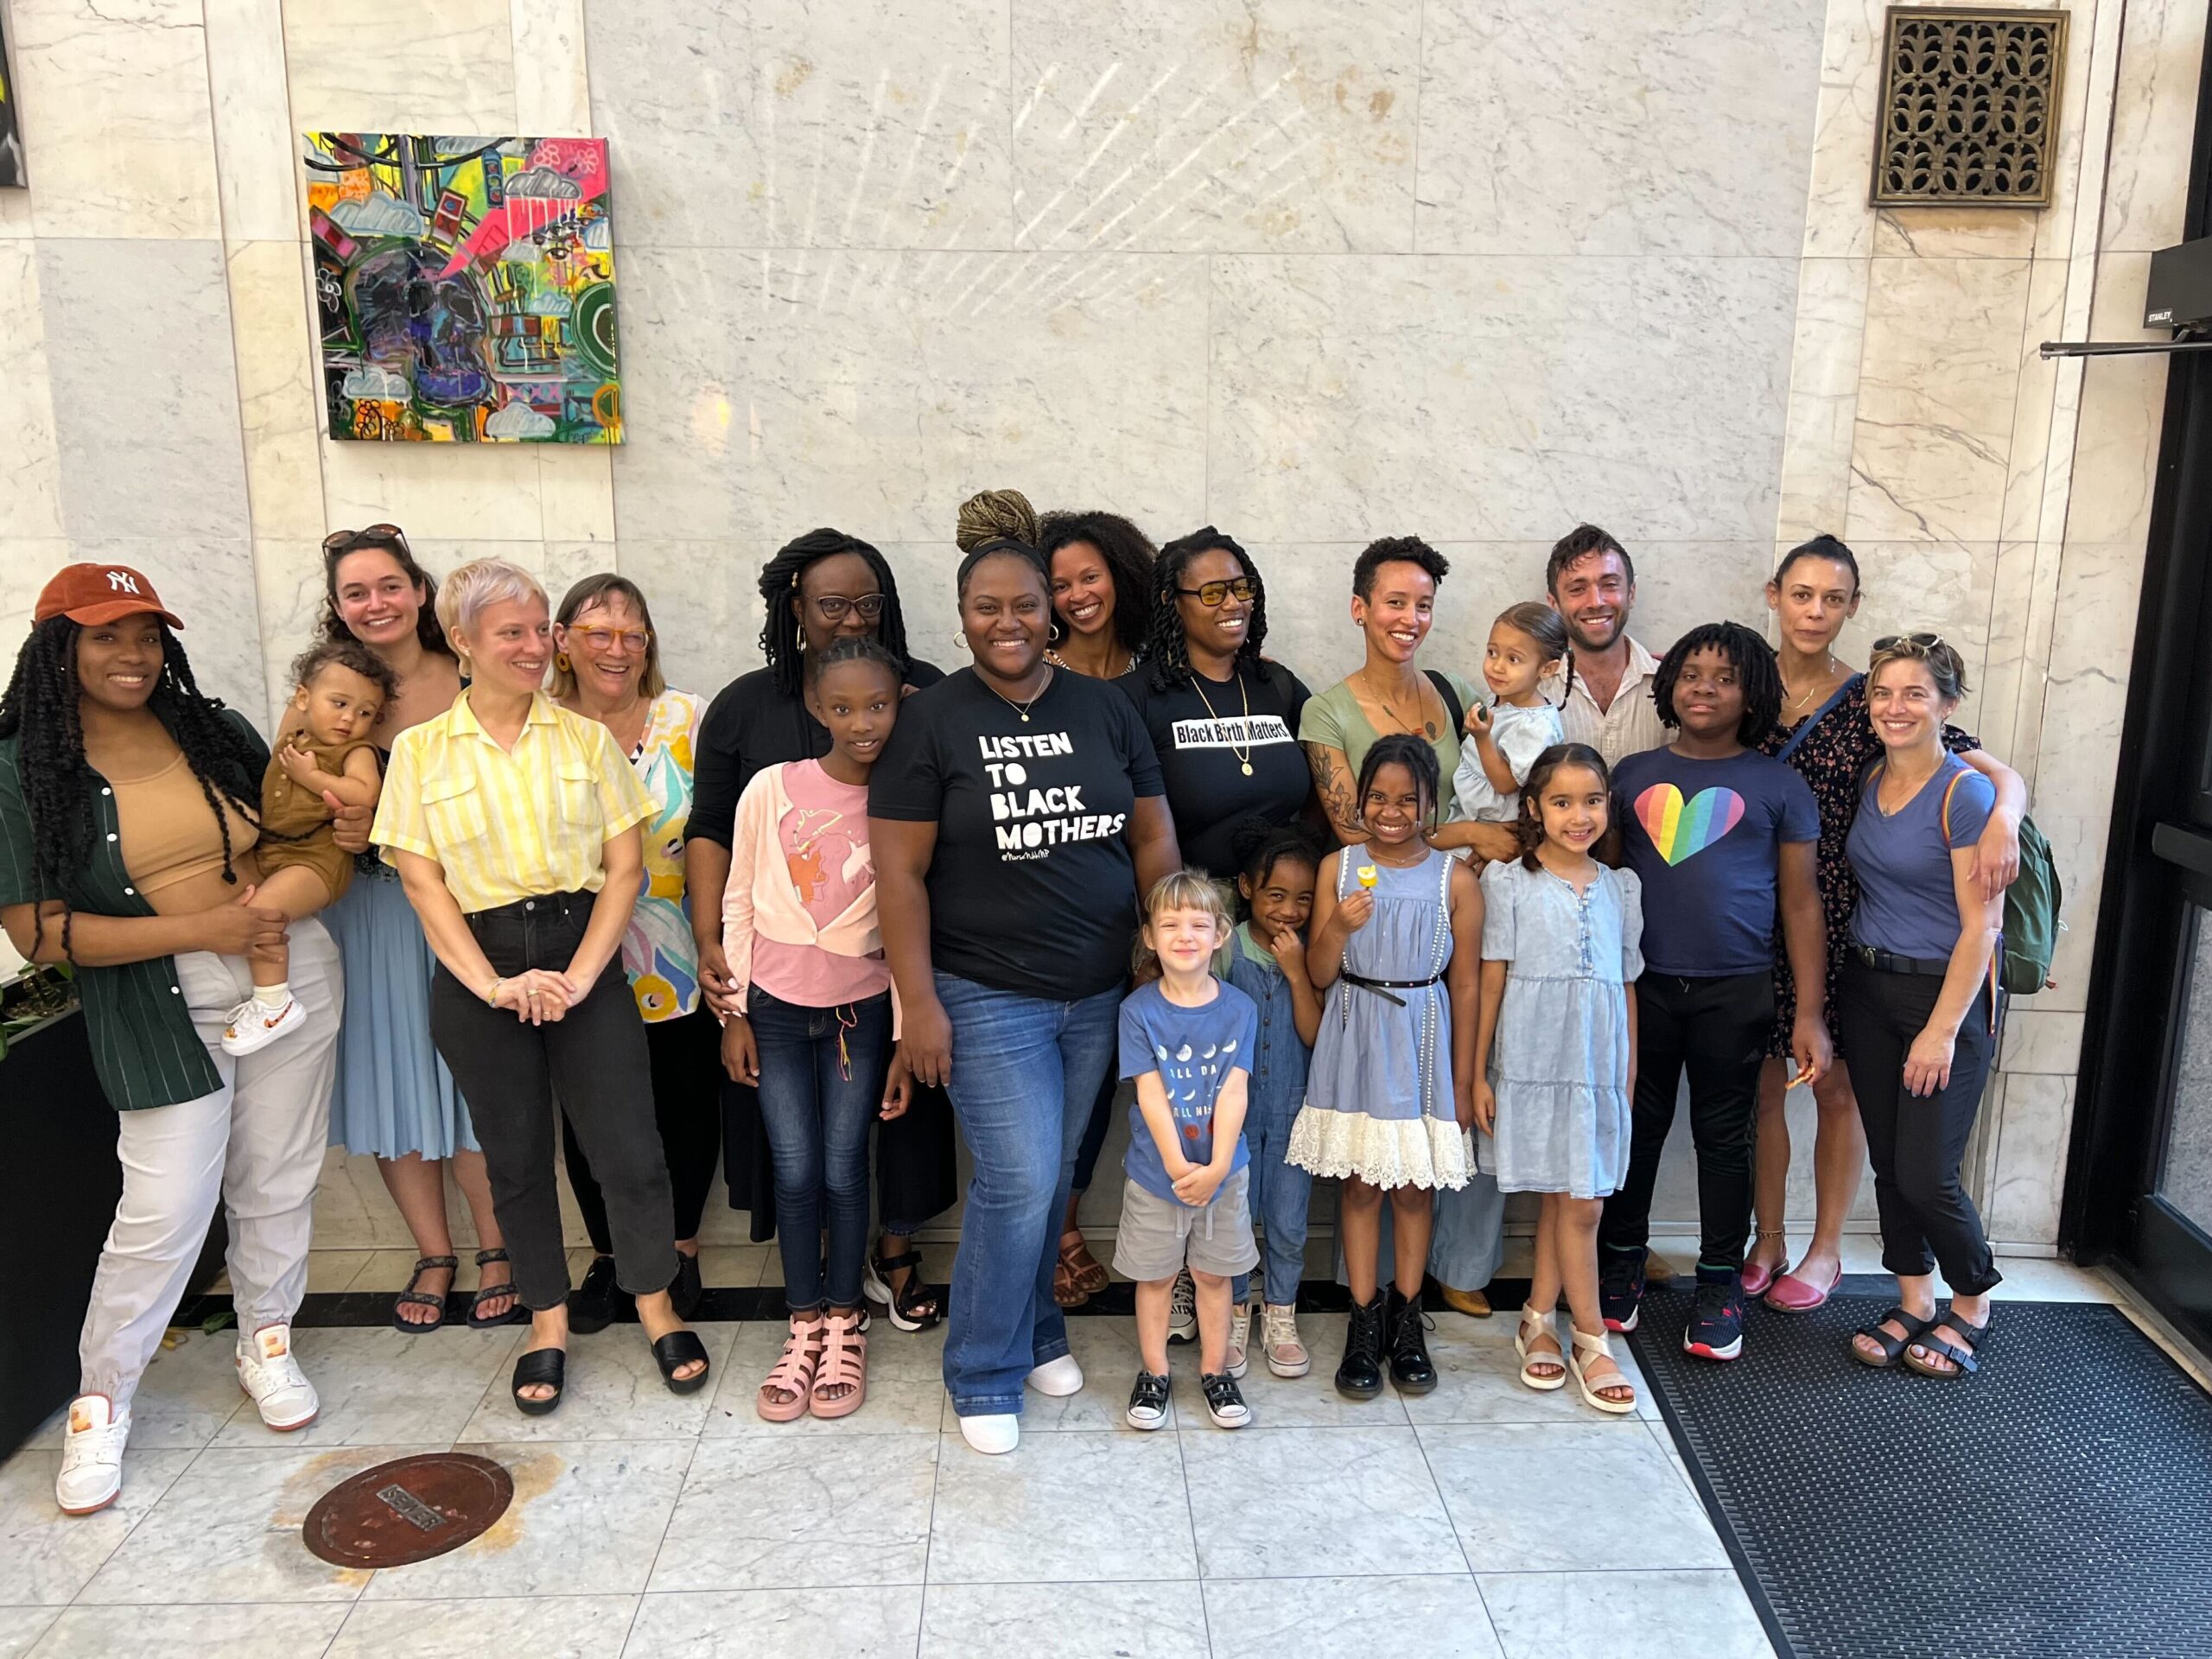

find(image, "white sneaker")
[957,1412,1020,1454]
[1167,1269,1198,1344]
[220,995,305,1057]
[1026,1353,1084,1396]
[1262,1303,1312,1378]
[237,1324,319,1430]
[1224,1302,1251,1380]
[56,1395,129,1515]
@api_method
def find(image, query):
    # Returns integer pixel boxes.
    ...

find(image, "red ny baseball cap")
[34,563,185,630]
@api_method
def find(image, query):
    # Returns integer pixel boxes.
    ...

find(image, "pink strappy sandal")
[810,1308,868,1420]
[757,1318,825,1422]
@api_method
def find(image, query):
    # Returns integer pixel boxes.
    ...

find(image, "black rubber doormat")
[1630,1289,2212,1659]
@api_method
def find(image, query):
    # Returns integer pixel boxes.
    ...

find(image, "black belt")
[1849,944,1950,978]
[1342,969,1442,1008]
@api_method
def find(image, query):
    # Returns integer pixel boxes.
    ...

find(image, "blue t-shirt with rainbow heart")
[1118,978,1257,1204]
[1614,746,1821,978]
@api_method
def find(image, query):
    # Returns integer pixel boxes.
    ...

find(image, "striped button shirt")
[0,714,267,1112]
[373,690,652,914]
[1556,632,1667,768]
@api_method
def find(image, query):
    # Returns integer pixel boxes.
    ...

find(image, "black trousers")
[1836,957,2002,1296]
[1599,971,1773,1272]
[560,1004,723,1255]
[429,890,677,1313]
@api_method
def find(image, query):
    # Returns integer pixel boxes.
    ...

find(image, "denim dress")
[1225,924,1316,1307]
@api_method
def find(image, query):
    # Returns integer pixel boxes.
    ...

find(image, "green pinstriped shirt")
[0,713,270,1111]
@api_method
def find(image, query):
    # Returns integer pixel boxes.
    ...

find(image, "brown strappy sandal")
[810,1308,868,1420]
[1056,1231,1109,1307]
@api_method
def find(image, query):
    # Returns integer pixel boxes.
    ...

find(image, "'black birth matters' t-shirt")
[870,668,1165,1001]
[1116,659,1312,878]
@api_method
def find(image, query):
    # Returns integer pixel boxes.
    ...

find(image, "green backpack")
[1941,772,2063,995]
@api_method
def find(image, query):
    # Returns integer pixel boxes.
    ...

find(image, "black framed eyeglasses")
[1173,576,1259,607]
[811,593,887,622]
[1872,630,1946,652]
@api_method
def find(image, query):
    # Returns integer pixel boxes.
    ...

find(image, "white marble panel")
[0,245,65,540]
[1211,255,1798,544]
[1999,258,2072,548]
[9,0,222,239]
[281,0,518,132]
[63,537,267,723]
[1011,0,1421,255]
[610,541,772,705]
[2033,0,2111,264]
[2031,540,2141,823]
[35,238,251,543]
[2101,0,2206,252]
[2068,251,2167,548]
[1976,537,2053,771]
[1987,1072,2073,1245]
[2001,1007,2086,1075]
[320,432,550,545]
[585,0,1014,250]
[537,447,616,544]
[1845,257,2031,546]
[202,0,302,242]
[1776,256,1871,545]
[226,241,326,544]
[1418,0,1822,257]
[1872,207,2037,261]
[611,247,1207,544]
[255,539,334,727]
[1833,540,1997,725]
[1799,0,1885,260]
[511,0,593,134]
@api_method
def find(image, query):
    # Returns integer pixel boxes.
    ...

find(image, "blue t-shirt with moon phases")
[1118,978,1258,1204]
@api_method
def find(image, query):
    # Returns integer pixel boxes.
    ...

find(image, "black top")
[688,657,944,849]
[1116,659,1313,878]
[869,667,1165,1001]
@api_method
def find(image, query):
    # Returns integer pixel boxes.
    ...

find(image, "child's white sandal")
[1514,1303,1567,1391]
[1567,1324,1637,1415]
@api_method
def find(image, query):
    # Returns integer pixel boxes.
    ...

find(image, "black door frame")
[2062,18,2212,1351]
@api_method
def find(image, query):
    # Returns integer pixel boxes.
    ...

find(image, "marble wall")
[0,0,2196,1255]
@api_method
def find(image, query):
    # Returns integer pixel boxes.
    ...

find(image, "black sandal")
[391,1255,459,1332]
[652,1330,712,1395]
[512,1346,566,1415]
[1902,1305,1990,1378]
[468,1249,526,1330]
[1851,1305,1936,1369]
[867,1247,944,1332]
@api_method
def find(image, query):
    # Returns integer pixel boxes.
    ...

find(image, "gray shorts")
[1111,1171,1262,1282]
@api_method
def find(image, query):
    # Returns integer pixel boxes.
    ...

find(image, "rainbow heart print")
[1635,783,1745,865]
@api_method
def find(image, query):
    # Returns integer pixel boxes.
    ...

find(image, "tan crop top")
[113,752,259,913]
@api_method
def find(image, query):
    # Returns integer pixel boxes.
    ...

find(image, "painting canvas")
[303,133,620,442]
[0,13,26,188]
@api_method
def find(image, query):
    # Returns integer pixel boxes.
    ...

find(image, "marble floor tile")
[0,1445,197,1605]
[1203,1574,1502,1659]
[76,1443,414,1605]
[213,1325,523,1448]
[327,1593,639,1658]
[350,1249,429,1294]
[113,1329,252,1449]
[307,1250,374,1292]
[918,1580,1210,1659]
[1403,1316,1654,1427]
[28,1604,349,1659]
[1421,1422,1729,1573]
[648,1433,937,1592]
[694,1245,770,1290]
[1171,1313,1411,1428]
[1179,1426,1466,1580]
[630,1587,925,1657]
[1017,1317,1179,1432]
[1477,1568,1773,1659]
[0,1610,58,1659]
[703,1321,949,1437]
[359,1440,695,1600]
[454,1325,737,1445]
[928,1428,1194,1585]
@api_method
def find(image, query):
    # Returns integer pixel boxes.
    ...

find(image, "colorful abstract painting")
[303,133,620,443]
[0,14,25,188]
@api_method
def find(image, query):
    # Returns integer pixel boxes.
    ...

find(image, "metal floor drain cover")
[303,1452,513,1568]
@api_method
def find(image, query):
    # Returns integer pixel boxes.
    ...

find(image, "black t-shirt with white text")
[870,668,1165,1001]
[1116,658,1312,877]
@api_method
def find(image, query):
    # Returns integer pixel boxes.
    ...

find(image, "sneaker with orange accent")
[237,1323,319,1430]
[220,995,306,1057]
[56,1394,130,1515]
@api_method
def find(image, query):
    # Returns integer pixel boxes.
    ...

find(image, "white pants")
[78,922,341,1406]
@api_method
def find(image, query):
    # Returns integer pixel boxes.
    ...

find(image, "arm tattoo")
[1305,741,1362,842]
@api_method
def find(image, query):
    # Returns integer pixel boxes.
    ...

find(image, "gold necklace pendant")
[1192,667,1254,776]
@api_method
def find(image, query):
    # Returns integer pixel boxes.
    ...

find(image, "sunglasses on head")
[323,523,410,556]
[1872,631,1946,653]
[1173,575,1259,607]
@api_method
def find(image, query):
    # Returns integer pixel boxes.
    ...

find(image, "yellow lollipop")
[1356,864,1379,889]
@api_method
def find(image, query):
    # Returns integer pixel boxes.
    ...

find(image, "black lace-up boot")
[1386,1284,1438,1394]
[1335,1289,1387,1400]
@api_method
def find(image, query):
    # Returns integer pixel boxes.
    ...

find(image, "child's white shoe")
[56,1395,130,1515]
[1224,1302,1251,1379]
[237,1323,319,1430]
[221,995,304,1056]
[1262,1303,1310,1378]
[1167,1269,1198,1344]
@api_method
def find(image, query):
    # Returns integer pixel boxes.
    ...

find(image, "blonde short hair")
[1133,868,1235,982]
[436,557,548,642]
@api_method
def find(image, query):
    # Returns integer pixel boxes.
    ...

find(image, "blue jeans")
[748,988,892,1313]
[936,971,1121,1418]
[1231,1089,1314,1308]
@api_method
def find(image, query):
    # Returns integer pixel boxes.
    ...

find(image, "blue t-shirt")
[1118,977,1257,1204]
[1847,753,1995,958]
[1613,746,1820,977]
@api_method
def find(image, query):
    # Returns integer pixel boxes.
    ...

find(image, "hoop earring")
[554,652,571,672]
[1047,618,1065,645]
[955,632,969,652]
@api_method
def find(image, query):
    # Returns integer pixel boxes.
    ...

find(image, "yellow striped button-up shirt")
[373,691,652,914]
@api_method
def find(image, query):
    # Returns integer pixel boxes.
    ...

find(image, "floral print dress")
[623,689,705,1021]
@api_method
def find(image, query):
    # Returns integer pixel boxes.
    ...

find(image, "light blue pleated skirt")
[322,855,480,1160]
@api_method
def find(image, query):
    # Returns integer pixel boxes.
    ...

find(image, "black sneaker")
[1385,1286,1437,1394]
[1334,1290,1387,1400]
[1199,1371,1251,1428]
[567,1255,626,1334]
[1599,1245,1647,1333]
[1682,1263,1745,1362]
[1125,1370,1171,1431]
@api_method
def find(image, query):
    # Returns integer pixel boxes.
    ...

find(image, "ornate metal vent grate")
[1872,7,2067,207]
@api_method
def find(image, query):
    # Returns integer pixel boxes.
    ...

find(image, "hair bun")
[956,489,1039,552]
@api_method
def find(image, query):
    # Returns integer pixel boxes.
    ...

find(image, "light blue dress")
[1478,858,1642,1198]
[322,852,479,1160]
[1288,846,1471,1190]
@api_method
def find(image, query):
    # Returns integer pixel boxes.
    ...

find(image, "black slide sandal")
[391,1255,459,1333]
[652,1331,712,1395]
[1851,1304,1936,1369]
[468,1249,527,1329]
[512,1347,567,1415]
[1903,1306,1991,1378]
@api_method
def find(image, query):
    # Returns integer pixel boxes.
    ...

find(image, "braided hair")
[1144,526,1270,693]
[757,528,913,700]
[1230,816,1320,916]
[1356,733,1441,830]
[1650,621,1783,746]
[0,615,267,962]
[1037,509,1156,658]
[1516,742,1609,871]
[805,631,905,690]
